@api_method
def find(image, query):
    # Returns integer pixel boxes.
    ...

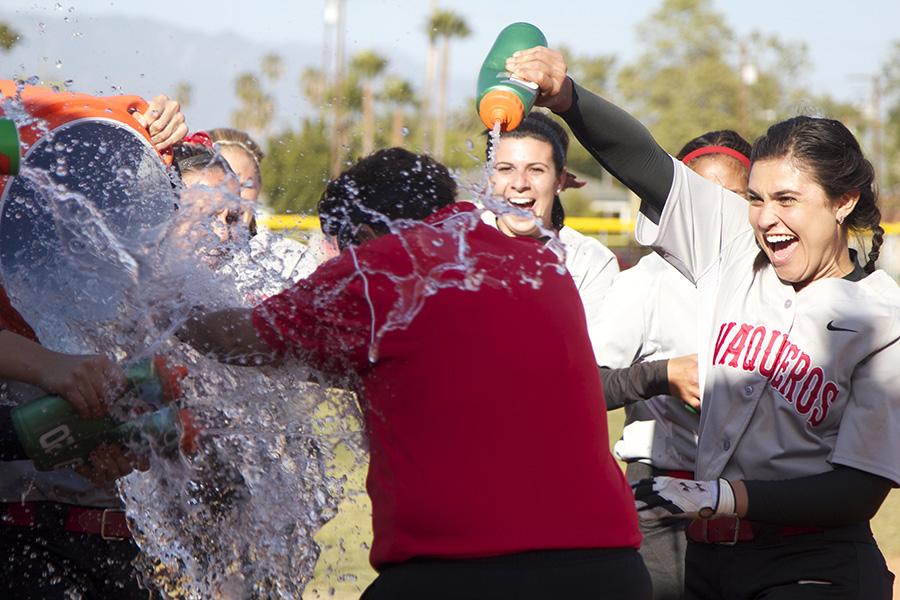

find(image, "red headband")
[183,131,213,148]
[681,145,751,170]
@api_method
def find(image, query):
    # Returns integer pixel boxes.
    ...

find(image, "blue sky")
[3,0,897,109]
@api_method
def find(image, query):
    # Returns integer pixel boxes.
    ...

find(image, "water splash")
[0,95,363,598]
[0,89,573,597]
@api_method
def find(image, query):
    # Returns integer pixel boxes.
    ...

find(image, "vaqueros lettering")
[713,322,839,427]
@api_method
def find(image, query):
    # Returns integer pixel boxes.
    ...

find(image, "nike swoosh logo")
[826,320,857,333]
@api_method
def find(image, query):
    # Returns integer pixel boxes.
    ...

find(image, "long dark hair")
[487,112,569,230]
[752,116,883,274]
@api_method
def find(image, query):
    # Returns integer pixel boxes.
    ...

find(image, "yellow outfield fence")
[260,214,900,236]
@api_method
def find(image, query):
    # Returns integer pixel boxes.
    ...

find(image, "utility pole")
[853,72,886,187]
[738,39,757,136]
[327,0,347,177]
[423,0,439,152]
[320,0,336,126]
[872,74,885,187]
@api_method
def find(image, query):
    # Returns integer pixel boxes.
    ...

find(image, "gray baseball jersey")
[589,251,700,472]
[482,213,620,317]
[635,158,900,485]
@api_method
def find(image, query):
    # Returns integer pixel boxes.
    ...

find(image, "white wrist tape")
[715,478,736,516]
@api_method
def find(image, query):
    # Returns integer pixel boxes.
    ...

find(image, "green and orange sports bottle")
[0,118,20,175]
[476,22,547,131]
[11,356,198,471]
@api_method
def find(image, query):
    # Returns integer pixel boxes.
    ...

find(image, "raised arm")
[506,47,673,222]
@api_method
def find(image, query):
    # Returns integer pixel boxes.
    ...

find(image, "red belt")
[687,517,823,545]
[659,469,694,480]
[1,502,132,540]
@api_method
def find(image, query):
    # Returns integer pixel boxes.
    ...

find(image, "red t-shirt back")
[252,202,640,569]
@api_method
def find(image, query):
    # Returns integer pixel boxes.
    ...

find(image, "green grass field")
[303,410,900,599]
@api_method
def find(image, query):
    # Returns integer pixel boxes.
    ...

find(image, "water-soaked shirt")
[252,202,641,569]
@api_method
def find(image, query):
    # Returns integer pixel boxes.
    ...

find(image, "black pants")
[0,504,150,600]
[627,463,688,600]
[685,524,895,600]
[362,547,652,600]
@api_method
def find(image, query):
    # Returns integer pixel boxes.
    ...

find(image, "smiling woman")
[507,44,899,600]
[748,116,883,287]
[485,112,620,319]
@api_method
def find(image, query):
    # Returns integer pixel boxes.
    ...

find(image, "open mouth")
[507,197,536,210]
[764,233,799,266]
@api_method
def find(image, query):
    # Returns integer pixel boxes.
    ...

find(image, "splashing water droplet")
[465,139,474,150]
[55,2,63,9]
[400,127,409,137]
[55,59,63,69]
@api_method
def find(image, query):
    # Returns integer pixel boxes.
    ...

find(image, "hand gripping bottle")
[11,356,197,471]
[476,22,548,131]
[0,117,20,175]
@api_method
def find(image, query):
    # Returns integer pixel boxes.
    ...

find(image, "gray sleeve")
[832,335,900,486]
[600,360,670,411]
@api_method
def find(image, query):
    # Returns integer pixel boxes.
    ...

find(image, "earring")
[837,214,845,225]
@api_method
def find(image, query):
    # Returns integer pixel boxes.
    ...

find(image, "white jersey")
[589,252,700,471]
[557,225,620,318]
[635,158,900,485]
[482,212,619,316]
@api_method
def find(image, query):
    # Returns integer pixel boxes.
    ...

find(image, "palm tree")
[232,73,274,137]
[350,50,388,156]
[300,66,328,122]
[0,23,19,51]
[423,0,440,150]
[428,10,471,159]
[381,76,418,146]
[172,81,193,110]
[261,52,284,83]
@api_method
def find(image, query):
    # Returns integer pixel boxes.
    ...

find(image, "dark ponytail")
[752,116,883,273]
[867,225,885,274]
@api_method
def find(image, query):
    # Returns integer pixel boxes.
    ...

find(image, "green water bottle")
[476,22,547,131]
[10,357,196,471]
[0,118,20,176]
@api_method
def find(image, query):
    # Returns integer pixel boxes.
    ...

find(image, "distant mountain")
[0,10,469,135]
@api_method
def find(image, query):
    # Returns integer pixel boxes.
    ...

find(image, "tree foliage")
[262,120,331,215]
[231,73,275,136]
[0,23,19,51]
[248,0,881,218]
[172,81,193,110]
[616,0,827,152]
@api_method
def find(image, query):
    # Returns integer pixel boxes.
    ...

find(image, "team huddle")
[0,36,898,600]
